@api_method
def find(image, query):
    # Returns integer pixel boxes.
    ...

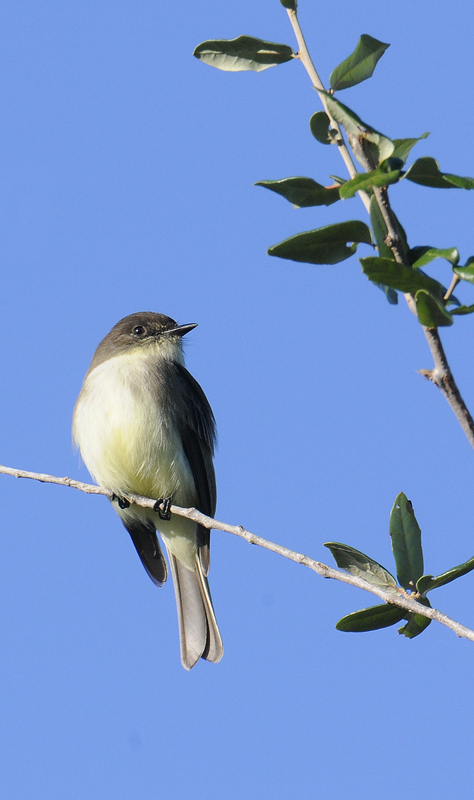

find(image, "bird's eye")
[132,325,146,337]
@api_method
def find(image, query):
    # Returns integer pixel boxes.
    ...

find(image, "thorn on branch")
[419,368,434,381]
[384,233,398,249]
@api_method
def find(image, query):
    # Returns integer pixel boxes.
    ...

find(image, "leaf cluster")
[194,30,474,329]
[325,494,474,638]
[194,13,474,641]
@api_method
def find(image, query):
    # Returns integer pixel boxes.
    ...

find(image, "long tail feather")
[168,553,223,670]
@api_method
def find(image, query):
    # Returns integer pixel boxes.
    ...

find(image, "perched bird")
[72,312,223,669]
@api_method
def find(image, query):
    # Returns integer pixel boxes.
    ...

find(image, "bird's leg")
[111,493,130,510]
[154,497,172,521]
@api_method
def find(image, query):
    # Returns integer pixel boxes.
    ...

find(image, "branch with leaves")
[2,1,474,656]
[1,463,474,642]
[190,0,474,644]
[193,3,474,451]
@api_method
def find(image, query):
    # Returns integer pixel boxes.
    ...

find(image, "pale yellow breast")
[73,351,195,503]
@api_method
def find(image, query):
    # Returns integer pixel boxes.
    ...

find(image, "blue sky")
[1,1,474,798]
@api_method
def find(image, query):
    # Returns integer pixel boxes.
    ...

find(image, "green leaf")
[360,257,448,300]
[328,175,347,186]
[389,493,424,591]
[443,173,474,189]
[336,604,406,632]
[309,111,337,145]
[324,542,398,591]
[339,168,401,199]
[416,555,474,595]
[444,296,461,308]
[193,36,294,72]
[378,285,398,305]
[454,257,474,284]
[268,220,372,265]
[318,91,394,163]
[280,0,297,8]
[255,177,341,207]
[398,597,432,639]
[407,246,431,265]
[377,286,398,305]
[390,133,429,166]
[405,157,474,189]
[410,246,460,269]
[383,157,405,172]
[451,304,474,316]
[405,157,455,188]
[370,195,393,260]
[329,34,390,92]
[415,290,453,327]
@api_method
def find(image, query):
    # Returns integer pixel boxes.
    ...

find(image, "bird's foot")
[111,493,130,510]
[154,497,172,521]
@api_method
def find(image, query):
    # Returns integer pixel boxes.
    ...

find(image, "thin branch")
[1,462,473,642]
[420,329,474,448]
[351,137,410,263]
[286,9,370,212]
[0,463,107,495]
[444,274,461,303]
[286,6,474,451]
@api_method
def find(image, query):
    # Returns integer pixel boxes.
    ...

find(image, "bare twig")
[286,6,474,450]
[444,274,461,303]
[285,9,370,212]
[421,329,474,448]
[1,462,473,642]
[0,463,107,495]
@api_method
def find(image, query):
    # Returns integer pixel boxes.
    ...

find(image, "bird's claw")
[154,497,172,521]
[112,493,130,510]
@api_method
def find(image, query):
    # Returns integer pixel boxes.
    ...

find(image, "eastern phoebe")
[72,312,223,670]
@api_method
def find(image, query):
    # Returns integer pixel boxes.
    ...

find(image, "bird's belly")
[73,355,195,503]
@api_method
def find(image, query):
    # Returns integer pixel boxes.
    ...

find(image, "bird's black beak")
[162,322,198,337]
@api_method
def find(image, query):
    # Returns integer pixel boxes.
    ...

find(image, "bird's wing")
[119,512,168,586]
[174,363,216,576]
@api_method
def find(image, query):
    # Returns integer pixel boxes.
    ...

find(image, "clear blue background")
[1,1,473,797]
